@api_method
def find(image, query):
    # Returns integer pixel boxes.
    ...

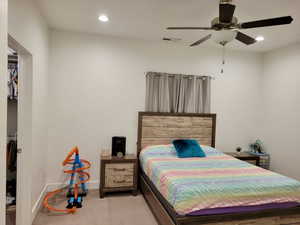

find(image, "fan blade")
[167,27,213,30]
[163,37,181,42]
[239,16,293,29]
[219,4,236,23]
[190,34,212,47]
[235,32,256,45]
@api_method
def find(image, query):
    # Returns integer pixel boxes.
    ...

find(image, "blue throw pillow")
[172,139,206,158]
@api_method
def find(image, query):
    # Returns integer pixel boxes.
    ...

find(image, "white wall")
[48,30,263,184]
[8,0,49,216]
[262,43,300,181]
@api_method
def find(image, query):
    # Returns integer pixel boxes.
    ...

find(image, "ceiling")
[36,0,300,52]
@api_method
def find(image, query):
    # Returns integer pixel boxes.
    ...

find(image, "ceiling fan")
[166,0,294,47]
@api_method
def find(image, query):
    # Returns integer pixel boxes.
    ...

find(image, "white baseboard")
[31,180,99,221]
[46,180,99,191]
[31,184,48,222]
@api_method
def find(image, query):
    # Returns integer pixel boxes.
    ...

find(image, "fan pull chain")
[221,45,226,74]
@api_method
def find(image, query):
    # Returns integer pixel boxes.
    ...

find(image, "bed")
[137,112,300,225]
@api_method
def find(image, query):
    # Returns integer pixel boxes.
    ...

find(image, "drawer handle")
[113,168,126,172]
[114,180,126,183]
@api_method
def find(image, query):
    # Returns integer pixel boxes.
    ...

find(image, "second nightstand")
[100,154,138,198]
[226,152,260,166]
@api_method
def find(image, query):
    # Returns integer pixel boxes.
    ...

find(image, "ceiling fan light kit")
[212,30,237,46]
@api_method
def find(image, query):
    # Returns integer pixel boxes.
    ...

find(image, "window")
[145,72,211,113]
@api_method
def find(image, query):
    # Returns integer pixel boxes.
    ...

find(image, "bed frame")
[137,112,300,225]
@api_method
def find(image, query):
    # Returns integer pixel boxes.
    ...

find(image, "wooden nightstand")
[100,154,138,198]
[226,152,260,166]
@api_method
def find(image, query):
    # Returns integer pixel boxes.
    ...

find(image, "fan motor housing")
[220,0,233,4]
[212,17,238,30]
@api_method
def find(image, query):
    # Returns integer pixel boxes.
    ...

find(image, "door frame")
[0,0,8,225]
[8,35,34,225]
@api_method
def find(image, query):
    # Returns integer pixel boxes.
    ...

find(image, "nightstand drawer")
[105,174,133,188]
[105,163,134,176]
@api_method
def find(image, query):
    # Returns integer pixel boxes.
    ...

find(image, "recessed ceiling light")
[98,14,109,22]
[255,36,264,42]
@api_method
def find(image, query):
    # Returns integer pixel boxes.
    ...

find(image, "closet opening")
[6,47,18,225]
[7,34,33,225]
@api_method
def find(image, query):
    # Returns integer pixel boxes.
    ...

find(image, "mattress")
[139,145,300,216]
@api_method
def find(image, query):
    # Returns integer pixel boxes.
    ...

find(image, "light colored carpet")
[33,191,158,225]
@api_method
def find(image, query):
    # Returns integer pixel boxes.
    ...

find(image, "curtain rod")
[145,72,216,80]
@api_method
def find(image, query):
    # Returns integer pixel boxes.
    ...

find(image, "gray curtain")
[145,72,211,113]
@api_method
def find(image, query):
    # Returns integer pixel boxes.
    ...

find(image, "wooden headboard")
[137,112,216,155]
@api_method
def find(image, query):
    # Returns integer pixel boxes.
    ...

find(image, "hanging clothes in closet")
[8,63,18,100]
[6,139,17,172]
[6,138,17,206]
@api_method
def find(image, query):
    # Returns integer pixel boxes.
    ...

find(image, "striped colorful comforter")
[140,145,300,216]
